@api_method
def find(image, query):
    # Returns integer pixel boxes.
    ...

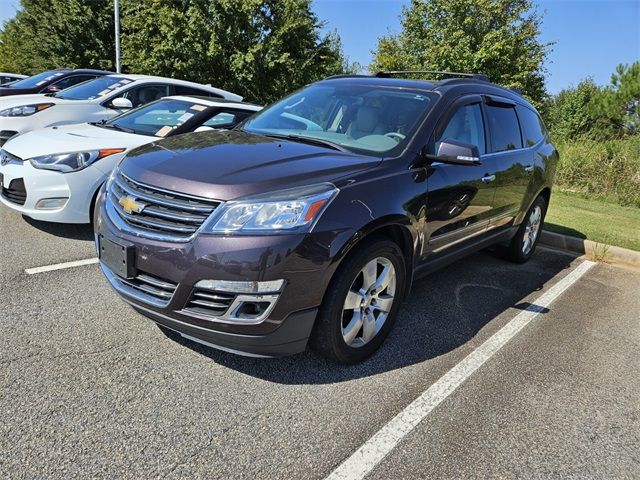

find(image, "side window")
[122,84,171,107]
[516,105,546,147]
[435,103,486,155]
[46,75,95,92]
[485,104,523,152]
[203,110,254,129]
[174,85,222,98]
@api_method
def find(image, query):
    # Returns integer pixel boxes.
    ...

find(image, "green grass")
[545,190,640,251]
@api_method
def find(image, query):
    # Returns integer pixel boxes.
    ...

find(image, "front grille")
[1,177,27,205]
[183,289,235,317]
[108,170,220,240]
[116,271,178,306]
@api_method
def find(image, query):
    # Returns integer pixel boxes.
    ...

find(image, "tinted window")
[435,103,486,155]
[122,84,170,107]
[174,85,221,98]
[55,76,133,100]
[486,105,522,152]
[45,75,96,92]
[203,110,254,128]
[516,105,545,146]
[9,70,67,88]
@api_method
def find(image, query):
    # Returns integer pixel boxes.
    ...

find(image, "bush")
[555,136,640,207]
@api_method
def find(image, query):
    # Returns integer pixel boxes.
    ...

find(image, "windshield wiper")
[262,133,349,153]
[100,123,136,134]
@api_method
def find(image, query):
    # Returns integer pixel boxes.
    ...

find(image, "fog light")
[35,197,68,210]
[195,279,285,294]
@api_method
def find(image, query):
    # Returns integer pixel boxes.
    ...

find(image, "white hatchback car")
[0,74,242,146]
[0,96,260,223]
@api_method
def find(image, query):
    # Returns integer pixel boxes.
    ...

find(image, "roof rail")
[375,70,489,82]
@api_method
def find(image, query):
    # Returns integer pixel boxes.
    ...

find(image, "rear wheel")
[500,195,547,263]
[310,238,406,364]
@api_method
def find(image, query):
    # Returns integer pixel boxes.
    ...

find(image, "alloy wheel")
[522,205,542,255]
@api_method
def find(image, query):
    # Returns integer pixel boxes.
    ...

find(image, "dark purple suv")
[95,72,558,363]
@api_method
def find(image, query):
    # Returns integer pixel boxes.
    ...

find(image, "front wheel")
[500,195,547,263]
[310,238,406,364]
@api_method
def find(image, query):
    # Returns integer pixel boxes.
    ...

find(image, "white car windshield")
[55,76,134,100]
[100,99,253,137]
[241,84,437,156]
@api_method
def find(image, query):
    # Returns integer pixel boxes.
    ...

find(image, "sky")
[1,0,638,94]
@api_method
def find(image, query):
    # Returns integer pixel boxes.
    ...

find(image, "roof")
[164,95,262,111]
[103,74,243,102]
[0,72,27,78]
[319,74,530,106]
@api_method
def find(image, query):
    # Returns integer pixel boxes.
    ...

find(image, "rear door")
[482,96,532,230]
[425,95,497,252]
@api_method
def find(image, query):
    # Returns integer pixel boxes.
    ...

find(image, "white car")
[0,96,260,223]
[0,74,242,146]
[0,72,28,85]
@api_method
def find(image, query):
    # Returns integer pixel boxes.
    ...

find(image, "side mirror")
[44,85,61,93]
[110,97,133,110]
[425,139,481,166]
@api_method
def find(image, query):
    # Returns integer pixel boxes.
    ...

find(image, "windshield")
[55,76,133,100]
[8,70,67,89]
[104,99,210,137]
[241,83,437,155]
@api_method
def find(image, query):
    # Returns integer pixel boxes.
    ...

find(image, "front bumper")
[0,158,106,223]
[95,189,338,357]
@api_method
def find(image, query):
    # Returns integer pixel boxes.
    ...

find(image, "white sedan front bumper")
[0,158,112,224]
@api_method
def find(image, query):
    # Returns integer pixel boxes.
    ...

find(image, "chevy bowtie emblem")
[119,196,145,214]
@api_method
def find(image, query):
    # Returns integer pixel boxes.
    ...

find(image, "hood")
[2,123,151,159]
[0,93,88,110]
[120,130,381,201]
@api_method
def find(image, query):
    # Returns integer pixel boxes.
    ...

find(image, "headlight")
[203,184,338,234]
[29,148,125,173]
[0,103,54,117]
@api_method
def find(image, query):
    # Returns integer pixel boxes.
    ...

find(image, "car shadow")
[543,223,587,239]
[160,247,578,384]
[22,215,94,241]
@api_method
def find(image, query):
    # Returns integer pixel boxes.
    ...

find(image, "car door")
[482,96,532,230]
[425,95,497,252]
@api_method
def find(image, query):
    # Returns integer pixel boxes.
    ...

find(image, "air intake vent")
[116,271,178,306]
[1,177,27,205]
[184,289,235,317]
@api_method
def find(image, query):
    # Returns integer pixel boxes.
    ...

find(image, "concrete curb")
[540,230,640,269]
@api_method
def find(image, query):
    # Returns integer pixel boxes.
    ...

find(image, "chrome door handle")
[525,165,534,173]
[481,174,496,183]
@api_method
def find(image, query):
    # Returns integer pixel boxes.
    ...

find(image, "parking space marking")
[325,260,596,480]
[25,257,99,275]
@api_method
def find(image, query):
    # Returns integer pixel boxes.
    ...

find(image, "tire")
[310,237,406,364]
[499,195,547,264]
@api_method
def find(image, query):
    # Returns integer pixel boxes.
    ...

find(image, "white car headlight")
[0,103,54,117]
[203,184,338,234]
[29,148,125,173]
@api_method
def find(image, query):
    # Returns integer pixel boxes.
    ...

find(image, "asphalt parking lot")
[1,203,639,479]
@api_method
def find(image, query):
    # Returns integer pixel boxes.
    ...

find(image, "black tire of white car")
[311,237,406,364]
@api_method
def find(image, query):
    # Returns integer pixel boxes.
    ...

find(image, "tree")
[0,0,115,74]
[372,0,552,109]
[545,79,602,141]
[591,62,640,138]
[120,0,348,103]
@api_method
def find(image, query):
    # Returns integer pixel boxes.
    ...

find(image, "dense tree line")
[0,0,350,103]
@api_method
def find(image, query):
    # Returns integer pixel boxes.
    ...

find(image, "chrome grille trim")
[101,264,177,308]
[107,169,222,241]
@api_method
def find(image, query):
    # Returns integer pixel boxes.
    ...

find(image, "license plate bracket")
[99,234,136,279]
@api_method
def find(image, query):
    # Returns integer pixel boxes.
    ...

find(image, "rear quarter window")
[516,105,546,146]
[486,104,523,153]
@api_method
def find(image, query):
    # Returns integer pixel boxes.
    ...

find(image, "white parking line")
[325,260,596,480]
[25,257,99,275]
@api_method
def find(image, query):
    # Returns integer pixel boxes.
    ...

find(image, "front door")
[425,96,497,253]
